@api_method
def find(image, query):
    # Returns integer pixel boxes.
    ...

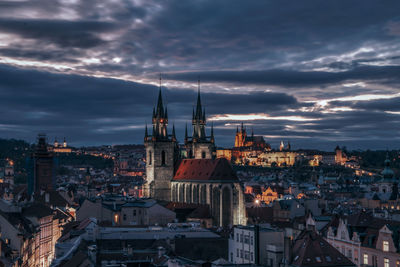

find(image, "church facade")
[143,84,246,227]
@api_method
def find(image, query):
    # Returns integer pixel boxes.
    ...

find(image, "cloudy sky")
[0,0,400,150]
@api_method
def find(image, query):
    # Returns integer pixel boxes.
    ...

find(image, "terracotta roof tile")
[173,158,238,181]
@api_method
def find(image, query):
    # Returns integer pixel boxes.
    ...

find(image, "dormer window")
[383,240,389,252]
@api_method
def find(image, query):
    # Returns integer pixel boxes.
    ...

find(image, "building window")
[250,236,253,245]
[133,210,137,216]
[202,151,206,159]
[240,250,243,259]
[123,214,126,221]
[244,251,249,260]
[240,234,243,243]
[244,235,249,244]
[161,150,166,165]
[149,151,152,165]
[251,252,253,261]
[373,255,377,267]
[230,253,233,262]
[236,249,239,257]
[347,249,352,259]
[341,231,346,240]
[383,240,389,252]
[384,258,389,267]
[236,233,239,242]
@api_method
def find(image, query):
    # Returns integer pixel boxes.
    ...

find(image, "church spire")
[144,123,148,140]
[195,79,203,121]
[211,123,215,143]
[185,123,188,141]
[155,87,164,118]
[172,124,176,141]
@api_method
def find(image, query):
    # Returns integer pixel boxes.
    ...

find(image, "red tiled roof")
[173,158,238,181]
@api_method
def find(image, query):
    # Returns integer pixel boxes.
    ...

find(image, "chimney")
[284,236,292,265]
[127,244,133,255]
[45,192,50,203]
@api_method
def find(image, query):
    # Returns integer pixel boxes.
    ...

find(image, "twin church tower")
[143,81,216,201]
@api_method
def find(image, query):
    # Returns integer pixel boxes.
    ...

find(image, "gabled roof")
[22,202,54,218]
[173,158,238,181]
[291,230,355,267]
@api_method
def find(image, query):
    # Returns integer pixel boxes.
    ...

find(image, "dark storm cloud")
[0,1,400,149]
[165,65,400,87]
[0,19,114,48]
[0,65,300,145]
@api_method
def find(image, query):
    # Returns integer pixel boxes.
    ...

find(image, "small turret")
[382,152,395,180]
[210,123,215,143]
[172,124,176,141]
[279,141,284,151]
[144,123,148,141]
[184,123,188,142]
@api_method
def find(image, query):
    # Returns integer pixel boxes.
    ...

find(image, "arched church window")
[149,151,152,165]
[161,150,166,165]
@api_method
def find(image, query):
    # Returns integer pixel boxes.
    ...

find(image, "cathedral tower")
[144,81,178,201]
[185,81,215,159]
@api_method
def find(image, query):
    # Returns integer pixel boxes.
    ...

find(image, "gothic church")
[143,83,246,227]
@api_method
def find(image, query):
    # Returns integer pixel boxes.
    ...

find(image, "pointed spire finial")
[145,123,148,139]
[185,123,188,140]
[172,124,176,139]
[211,122,215,143]
[195,79,202,120]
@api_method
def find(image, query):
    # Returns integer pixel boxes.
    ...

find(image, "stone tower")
[143,85,178,201]
[234,122,247,147]
[184,81,215,159]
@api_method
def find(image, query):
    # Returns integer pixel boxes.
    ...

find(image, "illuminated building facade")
[52,137,72,153]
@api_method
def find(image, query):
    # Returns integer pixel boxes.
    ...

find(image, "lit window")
[384,258,389,267]
[363,254,369,264]
[383,241,389,252]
